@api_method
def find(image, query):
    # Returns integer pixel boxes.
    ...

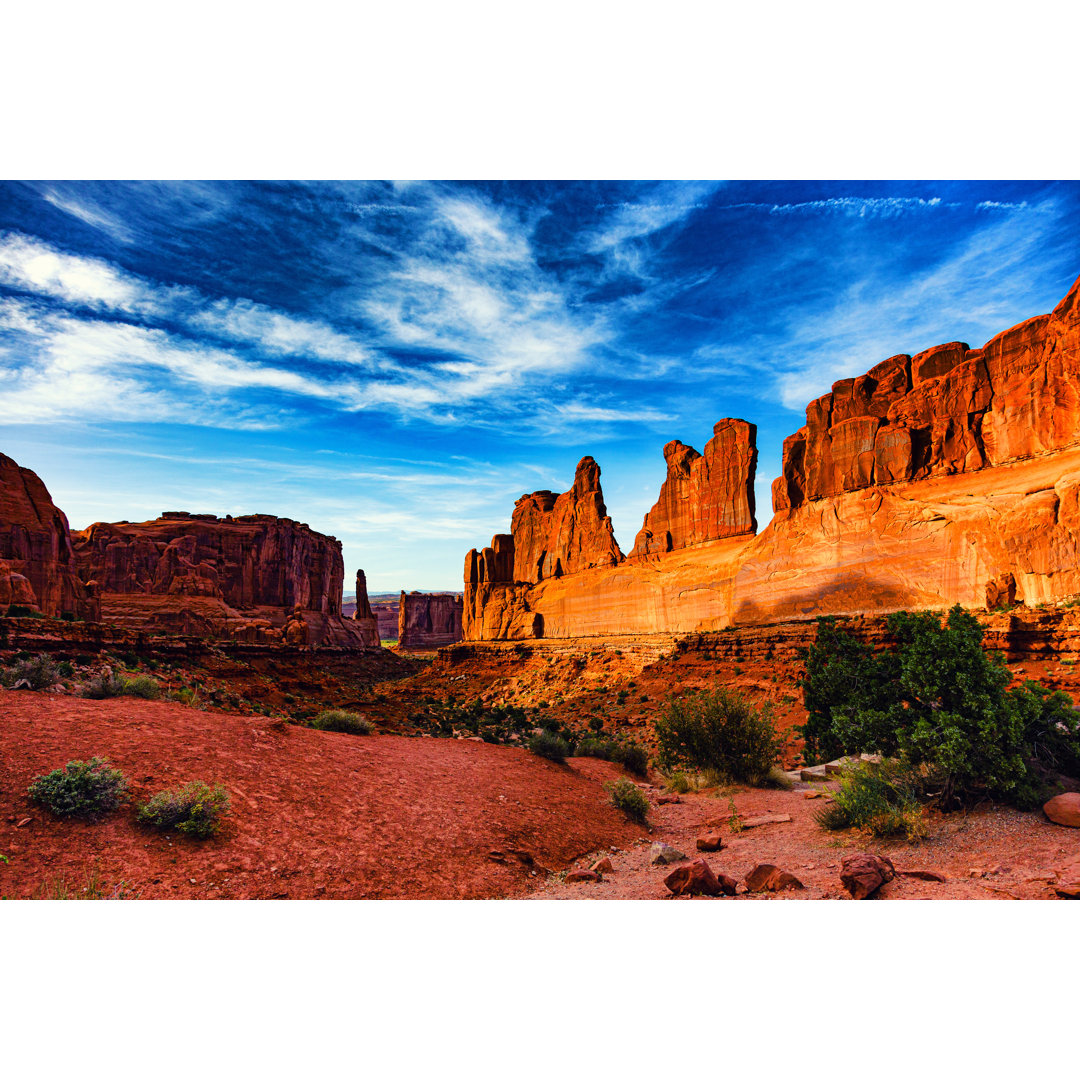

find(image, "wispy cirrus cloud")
[40,188,137,244]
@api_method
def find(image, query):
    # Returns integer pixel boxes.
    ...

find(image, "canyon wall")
[0,453,99,620]
[398,591,463,648]
[70,512,378,646]
[463,271,1080,640]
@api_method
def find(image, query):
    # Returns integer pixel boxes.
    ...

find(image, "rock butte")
[398,592,464,649]
[0,453,99,621]
[464,271,1080,640]
[69,513,379,646]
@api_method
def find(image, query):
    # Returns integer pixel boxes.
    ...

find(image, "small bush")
[612,740,649,777]
[122,674,161,699]
[137,781,230,839]
[815,760,928,842]
[528,730,571,762]
[654,685,782,785]
[0,653,59,690]
[28,757,128,818]
[310,709,373,735]
[80,673,126,699]
[169,687,200,707]
[666,771,691,794]
[606,777,649,824]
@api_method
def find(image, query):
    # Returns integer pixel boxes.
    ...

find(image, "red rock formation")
[352,570,381,645]
[774,273,1080,511]
[631,419,757,556]
[510,457,623,583]
[0,453,99,620]
[462,271,1080,640]
[398,591,463,648]
[72,512,377,646]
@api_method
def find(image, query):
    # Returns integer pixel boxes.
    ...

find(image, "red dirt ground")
[0,689,643,899]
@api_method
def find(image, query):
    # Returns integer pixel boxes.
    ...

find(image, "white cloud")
[41,188,136,243]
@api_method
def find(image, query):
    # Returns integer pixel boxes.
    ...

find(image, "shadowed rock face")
[0,453,99,620]
[398,591,463,648]
[463,271,1080,640]
[71,512,377,646]
[631,419,758,556]
[773,274,1080,511]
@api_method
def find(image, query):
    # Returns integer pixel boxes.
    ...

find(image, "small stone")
[566,869,600,883]
[590,857,614,874]
[803,790,823,799]
[649,842,688,865]
[16,817,31,828]
[740,813,792,828]
[696,833,723,852]
[657,793,681,805]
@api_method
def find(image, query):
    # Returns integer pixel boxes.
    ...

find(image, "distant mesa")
[463,270,1080,640]
[398,591,464,649]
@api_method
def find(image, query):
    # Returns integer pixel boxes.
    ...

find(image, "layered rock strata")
[398,591,463,648]
[71,512,377,646]
[0,453,99,620]
[464,271,1080,640]
[631,419,757,556]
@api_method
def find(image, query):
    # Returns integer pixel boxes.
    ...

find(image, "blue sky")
[1,180,1078,593]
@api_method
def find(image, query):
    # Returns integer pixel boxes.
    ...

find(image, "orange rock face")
[71,512,377,646]
[463,271,1080,640]
[773,274,1080,511]
[0,453,99,620]
[631,419,757,556]
[398,591,463,648]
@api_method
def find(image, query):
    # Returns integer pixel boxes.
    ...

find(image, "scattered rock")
[740,813,792,828]
[1043,792,1080,828]
[803,790,823,800]
[590,857,614,874]
[566,869,600,883]
[486,850,507,863]
[744,864,804,893]
[657,793,681,805]
[896,869,946,883]
[840,853,896,899]
[664,858,736,898]
[649,842,688,865]
[695,833,723,852]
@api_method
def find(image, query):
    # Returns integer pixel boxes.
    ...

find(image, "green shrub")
[310,709,373,735]
[606,777,649,824]
[528,730,571,762]
[654,685,782,785]
[612,740,649,777]
[0,653,59,690]
[799,606,1080,808]
[666,770,691,793]
[169,687,200,707]
[28,757,128,818]
[815,760,928,842]
[80,672,126,698]
[137,781,230,838]
[122,674,161,699]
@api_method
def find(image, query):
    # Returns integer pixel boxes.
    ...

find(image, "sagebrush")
[137,781,230,838]
[28,757,129,818]
[606,777,650,824]
[815,759,928,841]
[528,730,571,762]
[310,709,373,735]
[654,685,781,785]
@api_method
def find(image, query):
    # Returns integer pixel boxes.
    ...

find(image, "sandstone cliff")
[464,271,1080,640]
[631,419,757,556]
[398,591,463,648]
[0,453,99,620]
[71,512,378,647]
[463,457,623,640]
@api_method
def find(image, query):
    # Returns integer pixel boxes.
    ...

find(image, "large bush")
[654,685,781,785]
[137,781,230,839]
[799,605,1080,808]
[28,757,129,818]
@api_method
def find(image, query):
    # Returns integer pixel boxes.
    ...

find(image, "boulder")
[1043,792,1080,828]
[664,858,736,898]
[840,853,896,899]
[744,864,805,893]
